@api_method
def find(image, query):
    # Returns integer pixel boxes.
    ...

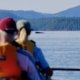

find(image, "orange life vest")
[16,40,34,54]
[23,40,34,54]
[0,43,21,78]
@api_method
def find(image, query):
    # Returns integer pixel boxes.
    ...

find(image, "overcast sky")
[0,0,80,13]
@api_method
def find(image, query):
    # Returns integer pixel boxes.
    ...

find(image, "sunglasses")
[4,29,17,35]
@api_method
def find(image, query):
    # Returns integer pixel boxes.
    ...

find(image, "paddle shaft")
[51,68,80,71]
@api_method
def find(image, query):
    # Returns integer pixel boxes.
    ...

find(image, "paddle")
[51,67,80,71]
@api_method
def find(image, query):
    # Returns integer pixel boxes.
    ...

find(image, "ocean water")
[29,31,80,80]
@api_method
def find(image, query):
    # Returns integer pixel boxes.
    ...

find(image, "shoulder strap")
[11,41,22,49]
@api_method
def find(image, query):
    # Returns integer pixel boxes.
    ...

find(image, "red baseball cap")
[0,17,17,33]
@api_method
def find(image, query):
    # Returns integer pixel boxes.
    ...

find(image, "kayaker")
[0,17,21,80]
[16,19,53,79]
[0,17,41,80]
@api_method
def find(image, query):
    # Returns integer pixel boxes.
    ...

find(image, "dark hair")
[26,29,31,36]
[19,27,31,36]
[19,22,32,36]
[25,22,32,36]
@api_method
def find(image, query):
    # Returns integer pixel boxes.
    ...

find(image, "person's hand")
[42,67,53,77]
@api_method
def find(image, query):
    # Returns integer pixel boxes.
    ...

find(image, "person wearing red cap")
[0,17,41,80]
[0,17,21,80]
[16,19,53,80]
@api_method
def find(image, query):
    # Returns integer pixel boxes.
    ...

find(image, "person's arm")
[34,47,49,69]
[33,47,53,77]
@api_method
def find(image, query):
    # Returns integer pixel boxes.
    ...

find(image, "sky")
[0,0,80,13]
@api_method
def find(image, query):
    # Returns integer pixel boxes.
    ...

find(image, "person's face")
[19,28,27,41]
[6,30,17,42]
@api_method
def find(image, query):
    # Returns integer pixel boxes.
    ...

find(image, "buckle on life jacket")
[0,55,6,60]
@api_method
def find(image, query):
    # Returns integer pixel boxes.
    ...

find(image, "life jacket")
[16,39,34,55]
[24,40,34,53]
[0,43,21,78]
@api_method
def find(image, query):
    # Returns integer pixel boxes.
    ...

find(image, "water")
[29,31,80,80]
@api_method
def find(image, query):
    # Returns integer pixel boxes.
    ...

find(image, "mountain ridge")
[0,6,80,19]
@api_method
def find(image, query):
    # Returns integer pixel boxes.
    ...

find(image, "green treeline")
[27,17,80,31]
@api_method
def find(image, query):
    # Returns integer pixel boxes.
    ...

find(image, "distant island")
[0,6,80,31]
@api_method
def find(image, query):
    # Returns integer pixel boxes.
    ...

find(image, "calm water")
[29,31,80,80]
